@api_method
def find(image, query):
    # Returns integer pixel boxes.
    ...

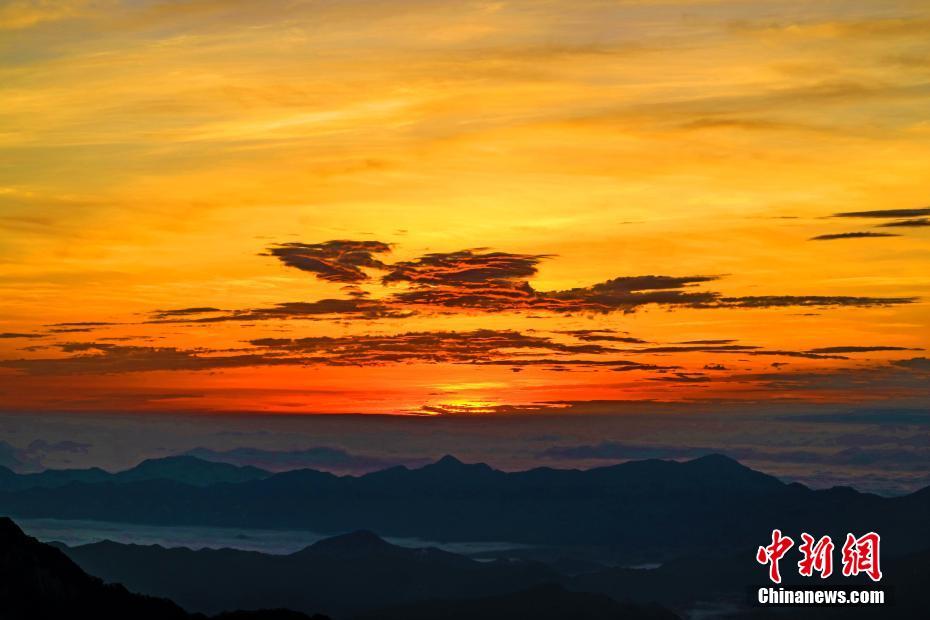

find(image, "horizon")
[3,406,928,495]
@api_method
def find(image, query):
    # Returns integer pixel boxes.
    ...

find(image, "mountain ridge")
[0,455,271,491]
[0,516,328,620]
[1,454,927,563]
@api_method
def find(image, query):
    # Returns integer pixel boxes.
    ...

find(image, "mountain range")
[0,455,270,490]
[51,523,930,619]
[56,529,561,616]
[1,516,678,620]
[1,453,928,565]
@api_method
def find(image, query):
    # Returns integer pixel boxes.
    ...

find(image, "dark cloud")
[746,349,848,360]
[29,240,921,342]
[267,240,391,283]
[385,273,725,314]
[383,249,549,286]
[731,359,930,394]
[479,358,678,372]
[151,307,223,319]
[0,344,307,376]
[649,372,711,383]
[810,231,900,240]
[608,362,675,372]
[545,275,720,313]
[387,264,915,313]
[7,329,847,376]
[251,329,620,367]
[808,346,921,354]
[0,328,694,376]
[712,295,915,308]
[158,239,919,318]
[892,357,930,371]
[152,298,412,323]
[619,344,846,360]
[57,342,117,353]
[877,218,930,228]
[832,208,930,219]
[380,249,560,313]
[633,344,757,353]
[573,275,720,293]
[559,329,648,344]
[387,280,541,311]
[417,402,565,416]
[0,332,43,339]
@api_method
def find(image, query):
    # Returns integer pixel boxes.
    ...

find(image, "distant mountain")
[0,516,328,620]
[0,441,26,471]
[185,446,431,475]
[2,454,929,564]
[0,455,271,491]
[0,463,111,489]
[113,455,271,486]
[352,584,680,620]
[59,530,561,617]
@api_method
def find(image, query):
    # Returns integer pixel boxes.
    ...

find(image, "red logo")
[798,533,834,578]
[841,532,882,582]
[758,530,881,583]
[756,529,794,584]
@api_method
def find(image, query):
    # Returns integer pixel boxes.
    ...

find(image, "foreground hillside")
[0,517,327,620]
[59,530,559,616]
[55,526,930,619]
[1,516,679,620]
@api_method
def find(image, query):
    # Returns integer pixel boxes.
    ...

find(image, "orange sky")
[1,0,928,414]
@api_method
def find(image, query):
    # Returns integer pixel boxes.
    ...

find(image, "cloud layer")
[148,241,917,322]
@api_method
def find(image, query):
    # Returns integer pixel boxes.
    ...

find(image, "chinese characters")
[756,530,881,583]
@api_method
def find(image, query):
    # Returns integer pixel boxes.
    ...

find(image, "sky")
[1,0,929,419]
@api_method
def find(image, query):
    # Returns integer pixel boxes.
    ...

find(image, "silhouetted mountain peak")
[435,454,465,467]
[0,515,25,539]
[687,453,743,469]
[307,530,392,555]
[419,454,494,475]
[117,455,271,485]
[130,455,230,473]
[682,453,784,490]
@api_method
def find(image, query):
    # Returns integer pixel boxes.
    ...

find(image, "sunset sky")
[1,0,929,415]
